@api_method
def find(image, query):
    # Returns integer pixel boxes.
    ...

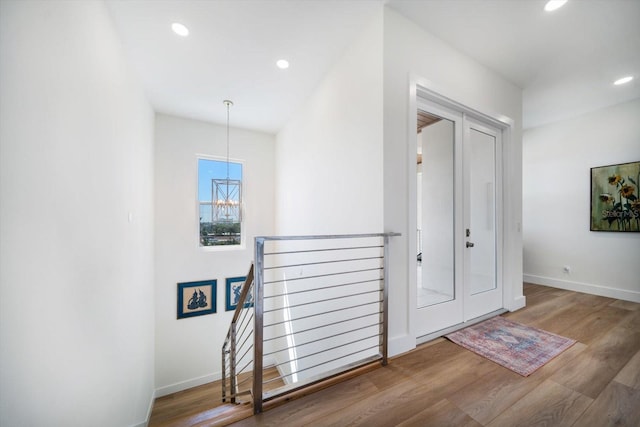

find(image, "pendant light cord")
[225,101,230,180]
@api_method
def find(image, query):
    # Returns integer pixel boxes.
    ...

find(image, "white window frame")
[196,154,246,251]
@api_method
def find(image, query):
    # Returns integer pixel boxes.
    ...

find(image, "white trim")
[154,358,277,399]
[413,77,515,129]
[196,154,247,251]
[507,293,527,312]
[155,371,221,397]
[524,274,640,303]
[130,389,156,427]
[389,333,415,357]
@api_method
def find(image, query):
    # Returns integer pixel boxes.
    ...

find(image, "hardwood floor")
[149,284,640,426]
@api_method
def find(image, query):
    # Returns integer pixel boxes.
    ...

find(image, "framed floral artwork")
[590,161,640,232]
[177,280,216,319]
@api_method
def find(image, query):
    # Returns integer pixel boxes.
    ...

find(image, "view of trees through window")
[198,158,242,247]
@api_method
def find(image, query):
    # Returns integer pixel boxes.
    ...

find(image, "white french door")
[415,99,503,339]
[463,118,503,321]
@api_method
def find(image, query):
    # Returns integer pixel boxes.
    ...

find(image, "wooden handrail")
[231,263,254,324]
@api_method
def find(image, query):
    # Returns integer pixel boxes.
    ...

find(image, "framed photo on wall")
[226,276,253,311]
[177,280,216,319]
[590,161,640,232]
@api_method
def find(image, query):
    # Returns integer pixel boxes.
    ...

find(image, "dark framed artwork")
[177,280,216,319]
[226,276,253,311]
[590,161,639,232]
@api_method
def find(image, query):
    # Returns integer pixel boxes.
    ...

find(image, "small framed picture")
[226,276,253,311]
[177,280,216,319]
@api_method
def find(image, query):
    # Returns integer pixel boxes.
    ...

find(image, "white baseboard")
[508,295,527,312]
[389,333,415,357]
[524,274,640,303]
[155,358,272,398]
[155,371,221,397]
[130,388,156,427]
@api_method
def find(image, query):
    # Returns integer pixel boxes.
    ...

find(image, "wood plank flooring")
[149,284,640,426]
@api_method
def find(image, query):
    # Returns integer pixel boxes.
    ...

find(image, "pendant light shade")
[212,100,242,223]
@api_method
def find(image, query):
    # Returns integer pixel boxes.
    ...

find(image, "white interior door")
[415,100,503,339]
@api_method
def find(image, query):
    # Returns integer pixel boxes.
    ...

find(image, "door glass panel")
[469,128,496,294]
[417,115,455,308]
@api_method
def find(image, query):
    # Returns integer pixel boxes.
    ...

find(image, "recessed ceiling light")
[613,76,634,86]
[171,22,189,37]
[276,59,290,69]
[544,0,568,12]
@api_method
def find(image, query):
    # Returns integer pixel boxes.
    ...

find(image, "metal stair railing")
[221,264,255,404]
[222,232,399,414]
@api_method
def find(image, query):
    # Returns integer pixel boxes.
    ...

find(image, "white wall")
[274,7,384,235]
[0,2,155,426]
[523,99,640,302]
[383,8,524,355]
[270,7,384,380]
[154,114,275,395]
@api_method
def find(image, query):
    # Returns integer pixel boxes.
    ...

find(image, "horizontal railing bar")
[257,232,400,242]
[264,244,383,257]
[236,303,254,333]
[236,375,252,389]
[238,302,253,326]
[262,354,382,401]
[236,341,252,360]
[237,315,254,345]
[264,255,383,271]
[237,359,253,377]
[224,389,253,400]
[263,289,381,314]
[264,300,382,328]
[264,278,381,300]
[264,311,382,343]
[264,324,382,358]
[237,331,253,355]
[268,333,381,370]
[264,267,382,285]
[263,344,380,385]
[237,343,254,367]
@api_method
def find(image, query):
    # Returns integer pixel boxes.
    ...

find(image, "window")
[198,158,243,247]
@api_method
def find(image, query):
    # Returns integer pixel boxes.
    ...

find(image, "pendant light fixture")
[213,100,241,224]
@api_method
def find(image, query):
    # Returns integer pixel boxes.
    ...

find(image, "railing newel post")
[229,323,237,403]
[382,234,390,366]
[221,344,227,402]
[253,238,265,414]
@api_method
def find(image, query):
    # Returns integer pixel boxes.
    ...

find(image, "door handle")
[466,242,475,248]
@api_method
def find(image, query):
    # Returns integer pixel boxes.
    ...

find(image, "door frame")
[408,81,515,344]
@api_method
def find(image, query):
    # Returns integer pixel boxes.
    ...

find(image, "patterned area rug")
[446,316,576,376]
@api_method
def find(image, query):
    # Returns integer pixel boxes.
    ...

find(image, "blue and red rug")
[446,316,576,376]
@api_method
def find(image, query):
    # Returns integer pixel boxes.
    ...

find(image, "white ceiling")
[105,0,382,134]
[106,0,640,133]
[387,0,640,129]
